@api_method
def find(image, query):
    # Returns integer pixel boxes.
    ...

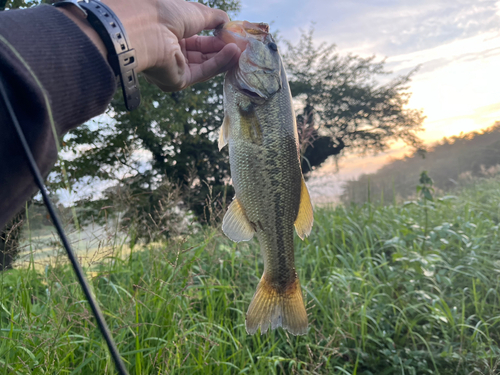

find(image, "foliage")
[417,170,434,202]
[415,170,435,240]
[2,176,500,373]
[0,0,42,11]
[343,121,500,204]
[284,28,425,174]
[91,179,187,243]
[52,0,239,233]
[53,16,425,236]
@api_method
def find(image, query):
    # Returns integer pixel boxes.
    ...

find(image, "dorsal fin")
[294,177,314,240]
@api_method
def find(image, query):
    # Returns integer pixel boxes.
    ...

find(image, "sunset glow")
[239,0,500,145]
[237,0,500,197]
[238,0,500,199]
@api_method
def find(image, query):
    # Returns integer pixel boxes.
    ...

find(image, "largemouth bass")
[216,21,314,336]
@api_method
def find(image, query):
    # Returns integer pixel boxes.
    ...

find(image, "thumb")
[180,2,229,39]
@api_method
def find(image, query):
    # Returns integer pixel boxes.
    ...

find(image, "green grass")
[2,177,500,374]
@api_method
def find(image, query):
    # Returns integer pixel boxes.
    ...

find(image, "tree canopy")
[284,29,424,174]
[49,3,424,238]
[52,0,240,236]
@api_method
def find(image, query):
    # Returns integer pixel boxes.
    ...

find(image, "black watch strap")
[55,0,141,111]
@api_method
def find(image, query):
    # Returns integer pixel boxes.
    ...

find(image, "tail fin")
[245,275,308,336]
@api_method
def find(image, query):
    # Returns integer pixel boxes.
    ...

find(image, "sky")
[60,1,500,205]
[238,0,500,200]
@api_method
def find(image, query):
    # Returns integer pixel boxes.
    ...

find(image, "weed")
[1,177,500,373]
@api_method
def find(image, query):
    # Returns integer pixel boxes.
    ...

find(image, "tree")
[0,0,41,10]
[284,28,425,174]
[57,73,234,219]
[51,0,240,239]
[52,12,424,240]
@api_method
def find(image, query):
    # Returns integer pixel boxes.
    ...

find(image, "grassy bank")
[1,177,500,374]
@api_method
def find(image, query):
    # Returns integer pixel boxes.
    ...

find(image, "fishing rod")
[0,72,129,374]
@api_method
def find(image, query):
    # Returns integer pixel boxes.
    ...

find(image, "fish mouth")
[215,21,270,51]
[217,20,282,101]
[240,88,262,99]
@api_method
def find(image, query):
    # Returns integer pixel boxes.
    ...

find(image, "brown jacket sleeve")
[0,4,116,229]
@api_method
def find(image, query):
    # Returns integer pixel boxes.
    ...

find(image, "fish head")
[215,21,282,101]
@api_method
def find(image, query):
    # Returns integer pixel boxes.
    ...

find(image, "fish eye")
[268,42,278,51]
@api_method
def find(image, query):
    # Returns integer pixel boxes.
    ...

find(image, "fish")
[215,21,314,336]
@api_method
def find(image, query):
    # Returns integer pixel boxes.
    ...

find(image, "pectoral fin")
[222,198,255,242]
[238,104,263,145]
[218,114,230,151]
[294,177,314,240]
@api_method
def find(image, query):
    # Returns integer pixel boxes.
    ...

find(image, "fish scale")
[216,21,314,335]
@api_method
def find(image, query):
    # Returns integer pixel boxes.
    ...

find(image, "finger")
[181,2,229,39]
[186,43,240,86]
[184,35,227,54]
[186,51,218,64]
[143,48,188,92]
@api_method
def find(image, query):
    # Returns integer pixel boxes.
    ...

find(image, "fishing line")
[0,76,129,375]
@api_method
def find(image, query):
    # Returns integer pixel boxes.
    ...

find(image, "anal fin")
[294,177,314,240]
[222,198,255,242]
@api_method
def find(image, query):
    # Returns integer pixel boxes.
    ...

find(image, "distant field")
[1,176,500,374]
[343,123,500,205]
[17,221,128,271]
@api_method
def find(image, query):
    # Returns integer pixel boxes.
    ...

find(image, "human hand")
[57,0,240,91]
[102,0,240,91]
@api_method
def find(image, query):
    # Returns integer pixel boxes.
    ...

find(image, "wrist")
[56,0,142,110]
[56,0,157,74]
[100,0,158,73]
[55,5,108,60]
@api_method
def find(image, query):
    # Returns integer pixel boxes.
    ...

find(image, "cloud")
[386,30,500,72]
[300,0,500,55]
[405,43,500,121]
[239,0,500,55]
[239,0,500,81]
